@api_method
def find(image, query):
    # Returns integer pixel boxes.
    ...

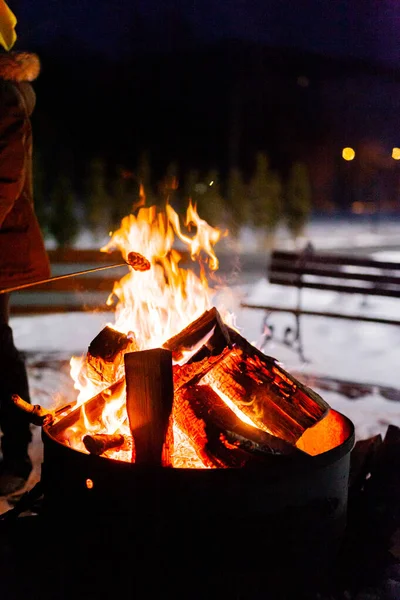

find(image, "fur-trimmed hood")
[0,52,40,82]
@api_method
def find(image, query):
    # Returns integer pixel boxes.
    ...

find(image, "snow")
[2,219,400,511]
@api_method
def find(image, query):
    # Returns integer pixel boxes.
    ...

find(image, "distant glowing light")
[86,478,94,489]
[342,147,355,161]
[209,180,214,186]
[392,148,400,160]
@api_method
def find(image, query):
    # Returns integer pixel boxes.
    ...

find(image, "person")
[0,2,50,494]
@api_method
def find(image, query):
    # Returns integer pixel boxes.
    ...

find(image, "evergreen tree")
[136,152,157,207]
[226,167,250,237]
[160,161,179,208]
[110,167,139,228]
[285,162,312,240]
[48,173,79,248]
[137,152,151,189]
[248,153,283,246]
[183,169,200,204]
[196,170,226,226]
[85,158,110,238]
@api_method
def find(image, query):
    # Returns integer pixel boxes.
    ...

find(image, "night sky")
[13,0,400,67]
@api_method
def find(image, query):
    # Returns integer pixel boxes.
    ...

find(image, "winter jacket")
[0,51,50,289]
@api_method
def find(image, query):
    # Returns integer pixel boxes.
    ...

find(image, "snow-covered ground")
[2,219,400,512]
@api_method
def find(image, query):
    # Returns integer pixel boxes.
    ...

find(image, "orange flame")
[68,202,233,465]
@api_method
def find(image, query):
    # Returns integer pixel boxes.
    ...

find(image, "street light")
[342,147,355,161]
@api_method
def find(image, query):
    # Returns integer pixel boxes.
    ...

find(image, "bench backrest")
[269,250,400,299]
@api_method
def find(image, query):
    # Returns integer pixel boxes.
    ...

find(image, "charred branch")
[83,433,125,456]
[12,394,53,426]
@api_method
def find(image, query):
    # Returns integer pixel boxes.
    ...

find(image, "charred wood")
[125,348,174,465]
[184,384,306,457]
[349,434,382,496]
[204,425,257,468]
[83,433,125,456]
[193,328,329,445]
[227,326,329,419]
[173,347,233,391]
[172,387,225,468]
[86,326,137,384]
[163,307,231,361]
[12,394,53,426]
[48,378,125,438]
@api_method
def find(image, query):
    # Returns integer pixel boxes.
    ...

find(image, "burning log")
[163,307,231,361]
[182,384,306,458]
[173,347,233,391]
[174,386,275,468]
[83,433,125,456]
[125,348,174,465]
[172,388,222,468]
[184,329,329,446]
[48,378,126,439]
[86,326,137,384]
[12,394,54,426]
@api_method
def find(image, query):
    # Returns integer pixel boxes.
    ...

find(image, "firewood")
[349,434,382,494]
[174,386,289,467]
[173,388,222,468]
[227,326,329,418]
[183,384,306,457]
[12,394,53,426]
[48,378,125,439]
[163,307,231,361]
[86,326,137,384]
[173,347,233,391]
[204,425,256,468]
[83,433,125,456]
[125,348,174,465]
[190,333,328,445]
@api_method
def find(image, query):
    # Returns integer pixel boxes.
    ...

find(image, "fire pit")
[16,204,355,592]
[36,317,353,590]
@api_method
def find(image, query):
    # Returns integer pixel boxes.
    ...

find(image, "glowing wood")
[124,348,174,465]
[163,307,231,361]
[83,433,125,456]
[87,326,137,384]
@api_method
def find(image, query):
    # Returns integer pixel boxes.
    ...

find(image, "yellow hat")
[0,0,16,51]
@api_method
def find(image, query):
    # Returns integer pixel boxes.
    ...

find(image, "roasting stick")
[0,251,151,295]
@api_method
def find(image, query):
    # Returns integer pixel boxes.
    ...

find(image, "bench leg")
[283,313,308,363]
[260,311,308,363]
[260,311,274,351]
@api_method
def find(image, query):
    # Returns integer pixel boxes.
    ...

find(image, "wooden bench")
[9,248,128,315]
[241,247,400,361]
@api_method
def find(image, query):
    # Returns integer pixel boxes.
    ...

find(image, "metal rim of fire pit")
[42,408,355,474]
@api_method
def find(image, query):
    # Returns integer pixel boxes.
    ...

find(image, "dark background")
[8,1,400,224]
